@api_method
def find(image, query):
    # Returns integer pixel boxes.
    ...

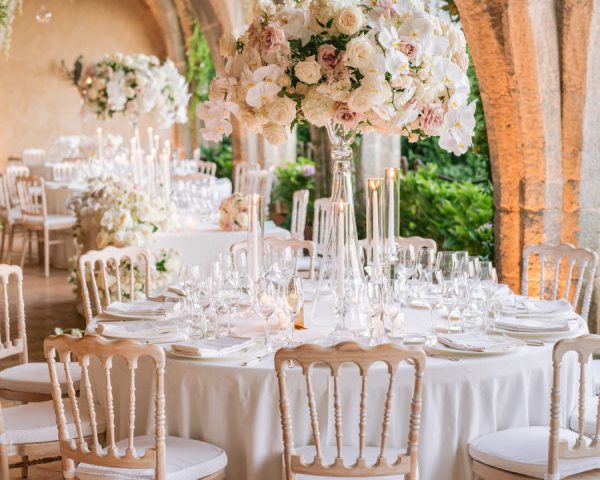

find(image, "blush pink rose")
[260,23,287,56]
[333,102,360,129]
[317,44,342,74]
[421,104,445,135]
[397,40,418,62]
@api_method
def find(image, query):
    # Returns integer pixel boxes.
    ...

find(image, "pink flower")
[420,104,445,135]
[333,102,360,129]
[397,40,418,62]
[317,44,342,75]
[260,23,287,56]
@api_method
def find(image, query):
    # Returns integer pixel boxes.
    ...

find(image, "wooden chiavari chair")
[16,175,75,277]
[44,334,227,480]
[291,189,309,241]
[233,162,259,193]
[5,165,29,208]
[198,160,217,177]
[470,334,600,479]
[396,236,437,255]
[275,341,426,479]
[0,173,22,263]
[264,237,317,280]
[77,246,152,325]
[51,162,78,183]
[522,243,598,321]
[312,197,331,257]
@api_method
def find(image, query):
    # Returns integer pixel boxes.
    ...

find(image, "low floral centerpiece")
[74,53,190,129]
[219,193,250,231]
[68,176,180,297]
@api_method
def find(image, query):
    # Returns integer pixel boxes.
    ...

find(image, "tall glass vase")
[312,122,364,326]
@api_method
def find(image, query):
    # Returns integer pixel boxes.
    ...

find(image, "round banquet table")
[151,220,290,266]
[91,306,588,480]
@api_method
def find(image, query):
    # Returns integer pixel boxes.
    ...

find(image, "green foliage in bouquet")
[200,136,233,179]
[400,165,494,259]
[272,157,316,230]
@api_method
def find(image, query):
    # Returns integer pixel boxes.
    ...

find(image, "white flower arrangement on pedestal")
[76,53,190,129]
[68,176,180,295]
[198,0,476,155]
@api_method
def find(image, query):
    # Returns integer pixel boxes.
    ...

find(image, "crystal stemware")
[416,246,435,282]
[284,277,304,347]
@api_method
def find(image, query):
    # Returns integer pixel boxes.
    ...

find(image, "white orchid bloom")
[398,15,433,41]
[439,101,476,154]
[385,49,410,77]
[246,81,281,108]
[439,128,471,155]
[378,25,400,51]
[432,57,469,91]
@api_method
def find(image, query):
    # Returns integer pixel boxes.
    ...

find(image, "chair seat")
[0,361,81,395]
[0,398,101,446]
[77,435,227,480]
[294,444,411,479]
[469,426,600,479]
[0,207,22,222]
[22,214,76,229]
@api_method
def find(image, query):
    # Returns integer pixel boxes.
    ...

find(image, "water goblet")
[416,246,436,282]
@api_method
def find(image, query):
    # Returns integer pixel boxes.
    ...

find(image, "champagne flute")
[436,251,458,282]
[285,277,304,346]
[416,246,435,282]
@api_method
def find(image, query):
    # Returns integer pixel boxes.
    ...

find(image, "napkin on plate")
[515,298,572,317]
[494,317,570,333]
[96,319,180,338]
[105,300,170,317]
[171,336,255,357]
[437,333,518,352]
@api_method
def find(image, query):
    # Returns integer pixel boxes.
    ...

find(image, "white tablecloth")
[90,307,587,480]
[152,220,290,265]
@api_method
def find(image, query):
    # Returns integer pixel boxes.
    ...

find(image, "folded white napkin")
[105,300,169,317]
[437,333,517,352]
[96,319,180,338]
[494,317,570,332]
[171,336,255,357]
[515,298,572,317]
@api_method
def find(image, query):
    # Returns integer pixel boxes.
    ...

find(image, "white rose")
[334,5,364,36]
[269,96,297,125]
[347,87,375,113]
[295,56,321,85]
[219,33,237,59]
[301,88,335,126]
[262,122,288,145]
[344,36,374,70]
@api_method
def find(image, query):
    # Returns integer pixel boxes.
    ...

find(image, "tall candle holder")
[327,200,363,343]
[366,178,384,278]
[383,167,401,262]
[247,193,265,286]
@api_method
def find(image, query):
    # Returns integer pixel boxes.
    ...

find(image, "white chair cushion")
[0,361,81,395]
[77,435,227,480]
[469,426,600,478]
[294,444,413,479]
[22,214,75,229]
[0,398,103,445]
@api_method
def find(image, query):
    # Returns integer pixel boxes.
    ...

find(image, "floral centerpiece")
[198,0,475,155]
[219,193,249,231]
[68,176,180,296]
[75,53,190,129]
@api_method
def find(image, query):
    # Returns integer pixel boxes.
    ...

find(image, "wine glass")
[382,279,402,337]
[480,261,499,331]
[436,251,458,282]
[454,251,470,276]
[361,280,384,345]
[394,245,416,284]
[257,280,277,351]
[416,246,435,282]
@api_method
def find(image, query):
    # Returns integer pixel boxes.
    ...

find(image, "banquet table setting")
[81,247,591,480]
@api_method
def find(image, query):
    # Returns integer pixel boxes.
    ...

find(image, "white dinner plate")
[168,345,264,361]
[427,337,525,357]
[102,330,187,344]
[489,319,583,341]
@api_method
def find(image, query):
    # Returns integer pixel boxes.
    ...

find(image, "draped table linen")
[89,307,588,480]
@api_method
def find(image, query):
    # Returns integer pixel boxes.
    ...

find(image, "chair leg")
[0,222,6,264]
[20,228,28,269]
[37,230,44,265]
[28,230,32,256]
[7,224,15,264]
[0,444,8,480]
[62,457,76,479]
[44,228,50,277]
[21,454,28,478]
